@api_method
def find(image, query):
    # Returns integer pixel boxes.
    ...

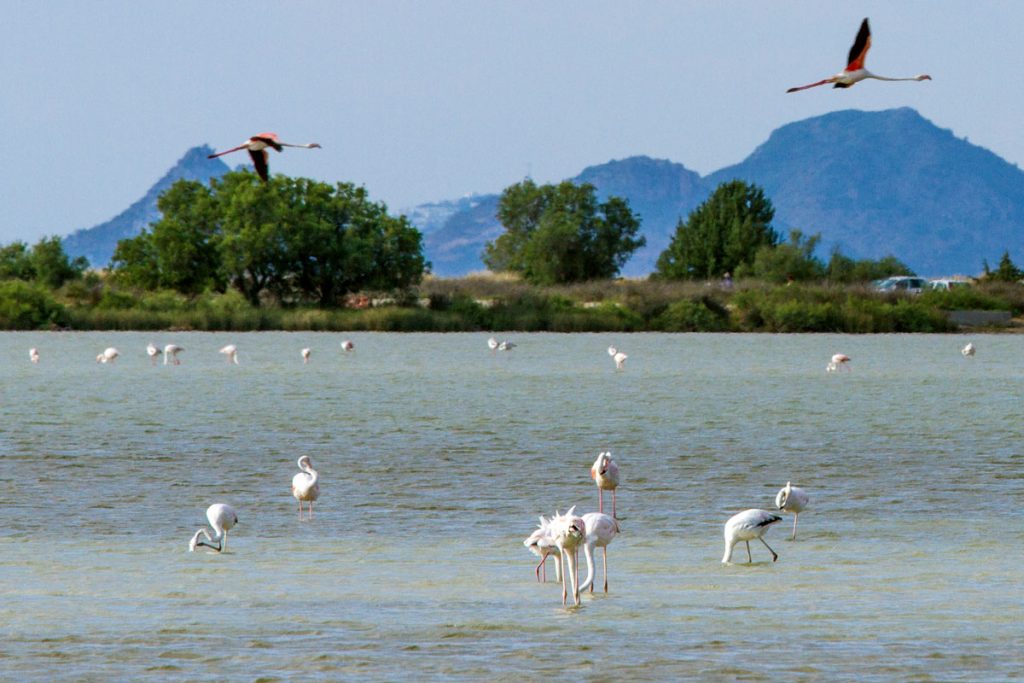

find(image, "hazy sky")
[2,1,1021,243]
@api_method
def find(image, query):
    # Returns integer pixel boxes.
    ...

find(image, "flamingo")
[163,344,183,365]
[189,503,238,553]
[787,18,931,93]
[301,348,312,364]
[523,515,562,583]
[608,345,628,370]
[579,512,620,594]
[96,347,119,364]
[498,340,516,351]
[207,133,321,182]
[487,337,499,353]
[827,353,851,372]
[219,344,239,365]
[775,482,810,540]
[340,340,355,352]
[550,507,586,607]
[961,342,976,357]
[146,342,160,365]
[722,509,782,564]
[291,456,320,520]
[590,451,620,518]
[29,348,39,364]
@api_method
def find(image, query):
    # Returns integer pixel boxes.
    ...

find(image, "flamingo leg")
[573,547,580,606]
[603,546,608,593]
[791,513,799,540]
[746,541,752,563]
[759,537,778,562]
[221,532,228,553]
[535,556,544,582]
[309,500,314,520]
[561,552,568,606]
[612,490,617,519]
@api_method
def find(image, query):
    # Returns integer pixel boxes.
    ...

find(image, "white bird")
[487,337,499,353]
[549,507,586,607]
[146,342,160,365]
[826,353,851,372]
[579,512,620,594]
[722,509,782,564]
[787,18,931,93]
[163,344,183,365]
[775,482,810,540]
[301,348,312,364]
[207,132,321,182]
[29,348,39,364]
[219,344,239,364]
[189,503,238,553]
[340,340,355,352]
[291,456,320,520]
[96,347,119,364]
[523,515,562,583]
[961,342,976,357]
[590,451,620,518]
[498,340,516,351]
[608,345,628,370]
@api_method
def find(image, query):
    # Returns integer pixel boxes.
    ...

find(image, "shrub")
[0,280,67,329]
[656,298,731,332]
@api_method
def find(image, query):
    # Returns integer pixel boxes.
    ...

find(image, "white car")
[928,279,972,291]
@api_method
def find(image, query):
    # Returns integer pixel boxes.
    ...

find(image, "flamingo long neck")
[866,71,921,82]
[303,462,319,487]
[579,540,596,593]
[722,538,735,563]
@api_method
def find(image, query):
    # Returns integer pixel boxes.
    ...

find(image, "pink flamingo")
[590,451,620,518]
[827,353,851,372]
[787,18,931,93]
[207,133,321,182]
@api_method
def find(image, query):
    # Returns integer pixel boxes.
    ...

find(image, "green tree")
[0,241,34,281]
[655,180,778,280]
[826,251,914,283]
[741,229,824,283]
[29,236,87,289]
[483,180,644,285]
[983,250,1023,282]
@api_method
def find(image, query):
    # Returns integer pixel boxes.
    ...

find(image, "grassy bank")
[2,276,1021,332]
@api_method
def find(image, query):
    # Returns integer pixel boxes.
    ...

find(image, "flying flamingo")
[608,345,628,370]
[961,342,976,357]
[146,342,160,365]
[291,456,320,520]
[29,348,39,364]
[219,344,239,365]
[579,512,620,594]
[826,353,851,372]
[163,344,183,365]
[787,18,931,93]
[207,133,321,182]
[523,514,562,583]
[96,347,119,364]
[340,340,355,352]
[775,482,810,540]
[301,348,312,364]
[550,507,586,607]
[590,451,620,518]
[189,503,238,553]
[722,509,782,564]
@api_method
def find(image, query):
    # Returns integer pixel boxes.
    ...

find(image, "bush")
[656,298,731,331]
[0,280,67,329]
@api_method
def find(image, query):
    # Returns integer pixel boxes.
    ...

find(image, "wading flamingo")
[301,348,311,364]
[146,342,160,365]
[722,509,782,564]
[579,512,620,594]
[787,18,931,93]
[487,337,499,353]
[550,507,586,606]
[208,133,321,182]
[163,344,183,365]
[523,515,562,583]
[291,456,320,520]
[189,503,238,553]
[961,343,976,357]
[219,344,239,365]
[591,451,620,518]
[775,482,810,540]
[29,348,39,364]
[608,345,628,370]
[498,340,516,351]
[340,340,355,352]
[96,347,119,364]
[827,353,851,372]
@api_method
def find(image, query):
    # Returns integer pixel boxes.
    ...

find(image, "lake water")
[0,331,1021,681]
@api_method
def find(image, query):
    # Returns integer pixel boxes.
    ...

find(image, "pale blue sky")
[2,1,1020,243]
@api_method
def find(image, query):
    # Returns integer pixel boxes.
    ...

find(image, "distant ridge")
[62,109,1024,277]
[62,146,230,267]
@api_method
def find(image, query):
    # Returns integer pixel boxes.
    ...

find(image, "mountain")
[62,146,230,267]
[412,108,1024,277]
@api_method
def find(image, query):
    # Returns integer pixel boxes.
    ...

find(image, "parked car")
[928,278,972,291]
[874,276,928,293]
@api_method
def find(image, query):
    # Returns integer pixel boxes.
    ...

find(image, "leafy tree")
[983,250,1023,282]
[655,180,778,280]
[29,236,87,289]
[483,180,644,285]
[740,230,825,283]
[826,251,914,283]
[0,279,66,329]
[0,241,34,281]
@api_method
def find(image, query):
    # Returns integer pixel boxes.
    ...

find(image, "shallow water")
[0,331,1021,681]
